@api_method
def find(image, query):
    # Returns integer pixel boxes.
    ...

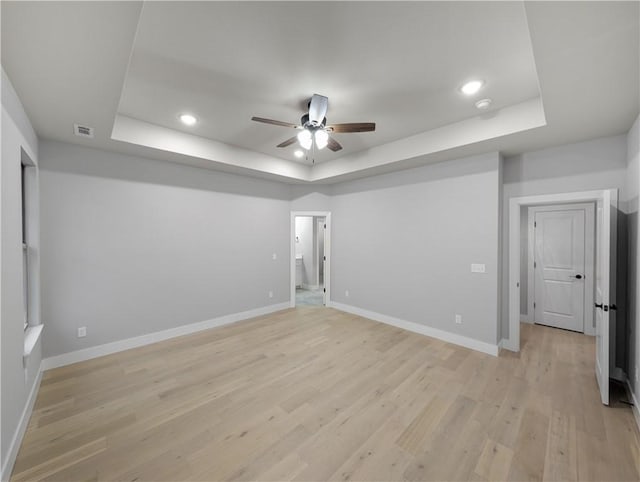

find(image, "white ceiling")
[120,1,540,163]
[2,1,638,184]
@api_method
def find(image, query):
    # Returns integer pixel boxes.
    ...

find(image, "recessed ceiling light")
[179,114,197,126]
[475,98,492,110]
[460,80,484,96]
[294,150,304,158]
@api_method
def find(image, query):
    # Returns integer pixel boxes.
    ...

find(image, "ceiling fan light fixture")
[294,150,304,158]
[179,113,197,126]
[251,94,373,153]
[315,129,329,150]
[460,80,484,96]
[297,129,312,150]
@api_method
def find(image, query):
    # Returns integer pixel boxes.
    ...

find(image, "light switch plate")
[471,263,486,273]
[77,326,87,338]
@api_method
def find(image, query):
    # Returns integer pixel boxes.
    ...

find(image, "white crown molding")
[112,97,546,185]
[311,97,546,183]
[112,115,311,182]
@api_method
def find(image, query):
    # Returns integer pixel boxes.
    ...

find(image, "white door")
[595,190,617,405]
[534,209,586,332]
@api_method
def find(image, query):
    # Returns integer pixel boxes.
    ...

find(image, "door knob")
[570,274,583,280]
[595,303,603,309]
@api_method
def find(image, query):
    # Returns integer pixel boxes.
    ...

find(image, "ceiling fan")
[251,94,375,153]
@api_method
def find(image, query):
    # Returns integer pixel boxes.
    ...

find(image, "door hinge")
[534,221,537,228]
[323,288,326,293]
[324,224,326,229]
[323,256,326,261]
[534,261,537,268]
[534,302,536,308]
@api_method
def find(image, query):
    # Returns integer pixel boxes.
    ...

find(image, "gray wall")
[501,135,629,344]
[331,152,502,346]
[290,185,333,212]
[39,140,291,358]
[1,69,41,476]
[626,114,640,403]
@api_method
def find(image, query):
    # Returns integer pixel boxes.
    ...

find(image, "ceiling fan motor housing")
[301,113,326,129]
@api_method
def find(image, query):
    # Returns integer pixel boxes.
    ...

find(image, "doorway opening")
[290,211,331,307]
[523,203,595,335]
[508,189,618,405]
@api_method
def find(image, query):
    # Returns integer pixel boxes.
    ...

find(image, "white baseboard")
[330,302,499,357]
[301,283,319,290]
[41,302,290,371]
[626,380,640,434]
[1,365,43,482]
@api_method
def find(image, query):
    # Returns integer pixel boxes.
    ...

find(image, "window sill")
[23,324,43,365]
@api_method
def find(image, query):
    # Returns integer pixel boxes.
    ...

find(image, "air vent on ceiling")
[74,124,94,138]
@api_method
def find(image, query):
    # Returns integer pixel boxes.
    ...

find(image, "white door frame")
[527,203,596,335]
[316,218,325,288]
[291,211,331,307]
[506,189,617,352]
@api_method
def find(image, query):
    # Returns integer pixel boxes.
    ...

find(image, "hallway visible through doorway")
[292,212,329,307]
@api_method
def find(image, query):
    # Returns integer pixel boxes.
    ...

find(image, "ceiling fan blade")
[251,117,299,129]
[327,136,343,152]
[276,136,298,148]
[327,122,376,133]
[308,94,328,125]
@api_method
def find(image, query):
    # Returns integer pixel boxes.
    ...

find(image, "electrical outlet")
[455,314,462,324]
[268,291,273,299]
[272,253,277,260]
[77,326,87,338]
[345,290,350,298]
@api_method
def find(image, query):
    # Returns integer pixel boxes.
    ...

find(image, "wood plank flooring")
[11,308,640,481]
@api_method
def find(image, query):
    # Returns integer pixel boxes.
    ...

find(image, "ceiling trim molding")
[112,114,312,181]
[311,97,547,182]
[112,97,546,184]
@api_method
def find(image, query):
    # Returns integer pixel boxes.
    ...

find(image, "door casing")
[507,189,617,352]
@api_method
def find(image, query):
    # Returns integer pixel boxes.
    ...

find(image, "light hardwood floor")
[11,308,640,481]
